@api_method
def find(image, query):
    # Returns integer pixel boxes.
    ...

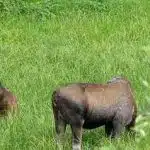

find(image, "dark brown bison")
[52,76,137,150]
[0,82,18,117]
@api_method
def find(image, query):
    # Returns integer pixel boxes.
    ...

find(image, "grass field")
[0,0,150,149]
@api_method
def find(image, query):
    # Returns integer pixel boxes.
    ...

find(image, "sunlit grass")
[0,0,150,149]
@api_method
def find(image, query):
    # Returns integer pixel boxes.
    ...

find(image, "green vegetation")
[0,0,150,149]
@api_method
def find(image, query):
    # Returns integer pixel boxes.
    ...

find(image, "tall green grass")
[0,0,150,149]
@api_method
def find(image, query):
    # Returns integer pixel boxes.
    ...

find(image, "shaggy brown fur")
[0,83,17,117]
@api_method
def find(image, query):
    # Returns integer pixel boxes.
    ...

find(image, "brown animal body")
[0,83,17,117]
[52,77,137,150]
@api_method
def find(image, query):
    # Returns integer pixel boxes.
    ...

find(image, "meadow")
[0,0,150,149]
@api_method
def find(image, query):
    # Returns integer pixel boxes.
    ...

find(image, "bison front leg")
[71,121,84,150]
[55,119,66,144]
[53,110,66,150]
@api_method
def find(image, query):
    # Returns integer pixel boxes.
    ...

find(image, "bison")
[0,82,18,117]
[52,76,137,150]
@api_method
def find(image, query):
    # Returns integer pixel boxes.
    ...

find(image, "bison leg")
[53,110,66,150]
[55,118,66,138]
[71,121,84,150]
[55,119,66,150]
[111,105,133,138]
[105,122,113,137]
[111,118,124,138]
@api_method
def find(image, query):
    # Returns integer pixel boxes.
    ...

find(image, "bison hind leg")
[105,120,124,139]
[111,110,127,138]
[111,119,124,138]
[105,122,113,138]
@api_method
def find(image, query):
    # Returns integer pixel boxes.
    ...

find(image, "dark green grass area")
[0,0,150,149]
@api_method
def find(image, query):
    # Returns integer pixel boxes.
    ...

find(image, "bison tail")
[126,107,137,130]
